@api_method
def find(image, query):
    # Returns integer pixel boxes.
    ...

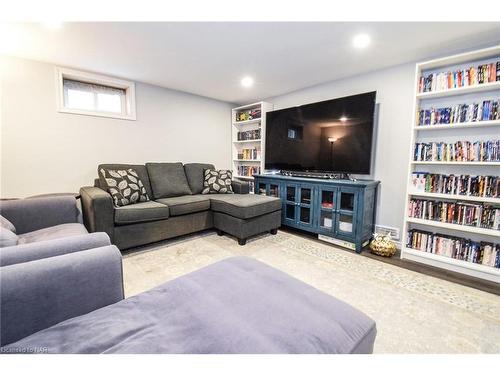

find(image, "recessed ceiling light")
[340,116,348,122]
[241,76,254,88]
[41,21,63,30]
[353,33,370,49]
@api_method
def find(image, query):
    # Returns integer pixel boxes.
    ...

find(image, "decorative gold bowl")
[369,235,397,257]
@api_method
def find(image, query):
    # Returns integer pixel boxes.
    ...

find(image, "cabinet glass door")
[340,191,355,211]
[337,213,354,234]
[317,187,337,234]
[297,186,313,228]
[320,190,335,210]
[257,182,267,195]
[336,188,358,238]
[286,185,296,202]
[269,183,280,197]
[283,184,298,225]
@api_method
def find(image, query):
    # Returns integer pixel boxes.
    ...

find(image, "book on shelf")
[408,198,500,230]
[410,173,500,198]
[418,61,500,93]
[237,148,260,160]
[237,129,261,141]
[235,108,261,122]
[407,229,500,268]
[237,165,260,177]
[417,98,500,126]
[413,140,500,162]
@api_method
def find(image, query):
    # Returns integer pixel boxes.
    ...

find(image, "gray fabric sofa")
[0,196,111,266]
[80,163,281,250]
[1,255,376,353]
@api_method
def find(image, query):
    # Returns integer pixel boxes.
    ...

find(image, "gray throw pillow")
[202,169,234,194]
[99,168,150,207]
[146,163,192,198]
[0,215,16,233]
[0,227,18,248]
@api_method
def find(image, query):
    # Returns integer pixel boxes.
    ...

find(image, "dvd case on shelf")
[417,99,500,126]
[410,173,500,198]
[413,140,500,162]
[237,129,261,141]
[407,229,500,268]
[408,198,500,230]
[418,61,500,93]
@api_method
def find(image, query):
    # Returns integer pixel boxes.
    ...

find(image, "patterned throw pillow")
[0,215,16,234]
[201,169,234,194]
[99,168,150,207]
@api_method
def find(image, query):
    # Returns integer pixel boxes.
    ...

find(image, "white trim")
[55,67,136,121]
[408,191,500,205]
[415,81,500,99]
[406,217,500,238]
[414,119,500,131]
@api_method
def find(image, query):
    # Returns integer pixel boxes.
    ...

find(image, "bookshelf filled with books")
[402,46,500,283]
[231,102,273,192]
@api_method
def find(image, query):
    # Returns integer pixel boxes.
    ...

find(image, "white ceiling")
[2,22,500,104]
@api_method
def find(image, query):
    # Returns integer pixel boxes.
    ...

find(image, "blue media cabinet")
[253,174,379,253]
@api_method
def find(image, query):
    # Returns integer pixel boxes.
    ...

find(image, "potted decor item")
[370,233,397,257]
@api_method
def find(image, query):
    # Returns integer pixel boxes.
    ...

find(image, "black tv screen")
[265,91,376,174]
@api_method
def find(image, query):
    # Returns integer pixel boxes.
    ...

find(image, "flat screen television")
[265,91,376,175]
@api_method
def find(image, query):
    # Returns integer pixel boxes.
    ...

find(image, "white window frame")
[55,67,136,121]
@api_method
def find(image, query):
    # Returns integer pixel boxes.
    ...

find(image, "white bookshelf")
[231,102,273,192]
[402,45,500,283]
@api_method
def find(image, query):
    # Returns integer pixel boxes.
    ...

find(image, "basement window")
[56,67,136,120]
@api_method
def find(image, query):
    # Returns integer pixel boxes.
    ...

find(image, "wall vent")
[374,225,400,240]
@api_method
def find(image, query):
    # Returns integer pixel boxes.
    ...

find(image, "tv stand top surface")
[253,173,379,188]
[279,170,355,181]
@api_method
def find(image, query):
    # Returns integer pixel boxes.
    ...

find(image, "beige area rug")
[122,230,500,354]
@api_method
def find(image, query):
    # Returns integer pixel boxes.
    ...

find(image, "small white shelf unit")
[231,102,273,192]
[402,45,500,283]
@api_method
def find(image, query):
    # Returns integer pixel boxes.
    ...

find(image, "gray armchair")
[0,196,111,266]
[0,245,124,347]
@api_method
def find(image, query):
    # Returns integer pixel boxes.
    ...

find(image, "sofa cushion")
[0,227,18,247]
[202,169,234,194]
[17,223,88,244]
[146,163,192,199]
[0,214,16,233]
[184,163,215,194]
[114,201,170,225]
[156,195,211,216]
[99,168,150,207]
[98,164,154,199]
[210,194,281,219]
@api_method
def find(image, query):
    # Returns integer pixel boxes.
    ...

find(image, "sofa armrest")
[0,245,124,347]
[232,180,250,194]
[0,196,80,234]
[0,232,111,267]
[79,186,115,241]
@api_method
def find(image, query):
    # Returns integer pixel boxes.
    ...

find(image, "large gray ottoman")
[4,256,376,353]
[211,194,282,245]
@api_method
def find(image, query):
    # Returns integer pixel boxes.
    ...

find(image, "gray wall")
[265,63,416,235]
[0,56,233,198]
